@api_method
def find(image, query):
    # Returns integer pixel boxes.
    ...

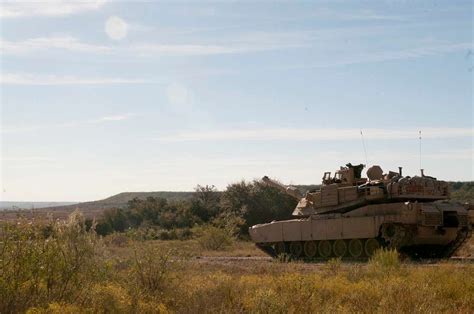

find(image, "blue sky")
[1,0,473,201]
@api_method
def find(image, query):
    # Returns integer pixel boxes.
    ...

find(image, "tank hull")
[249,201,472,259]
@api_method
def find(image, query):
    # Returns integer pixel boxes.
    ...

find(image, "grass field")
[89,239,474,313]
[1,215,473,314]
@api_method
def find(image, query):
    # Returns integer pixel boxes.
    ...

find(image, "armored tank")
[249,163,473,259]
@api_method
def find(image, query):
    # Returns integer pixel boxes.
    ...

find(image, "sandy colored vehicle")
[249,164,473,259]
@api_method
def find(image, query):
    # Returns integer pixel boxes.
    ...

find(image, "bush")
[325,257,343,275]
[368,248,401,272]
[196,225,233,251]
[84,284,131,313]
[220,180,297,234]
[130,247,185,299]
[195,211,243,250]
[0,211,106,313]
[104,233,130,247]
[176,227,193,240]
[95,220,113,236]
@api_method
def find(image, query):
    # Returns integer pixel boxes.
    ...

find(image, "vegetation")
[91,180,473,240]
[451,182,474,203]
[2,180,473,312]
[94,182,296,238]
[0,212,106,313]
[1,214,473,313]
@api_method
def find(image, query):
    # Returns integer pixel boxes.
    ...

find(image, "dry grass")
[2,217,474,313]
[104,238,266,261]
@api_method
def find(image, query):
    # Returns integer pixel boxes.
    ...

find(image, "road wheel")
[274,242,287,255]
[318,240,332,258]
[333,239,347,258]
[348,239,363,258]
[303,241,317,258]
[289,241,303,258]
[364,238,380,257]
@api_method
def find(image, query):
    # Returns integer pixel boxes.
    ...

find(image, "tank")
[250,163,473,259]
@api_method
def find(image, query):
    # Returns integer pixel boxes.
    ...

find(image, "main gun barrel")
[262,176,302,200]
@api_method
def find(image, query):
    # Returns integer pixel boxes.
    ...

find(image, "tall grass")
[0,211,106,313]
[1,213,473,313]
[368,248,401,272]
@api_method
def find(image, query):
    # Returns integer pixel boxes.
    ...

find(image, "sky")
[0,0,473,202]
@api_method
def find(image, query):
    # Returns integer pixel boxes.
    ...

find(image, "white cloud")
[0,30,308,57]
[154,127,474,142]
[0,0,107,18]
[92,113,136,123]
[105,16,128,41]
[1,114,134,134]
[1,36,111,55]
[276,42,473,71]
[350,42,473,65]
[309,8,406,22]
[0,73,154,85]
[0,36,243,57]
[2,32,471,68]
[129,30,311,56]
[129,43,241,56]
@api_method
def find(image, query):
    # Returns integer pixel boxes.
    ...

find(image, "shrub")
[212,210,245,239]
[130,247,185,299]
[158,230,172,240]
[0,211,106,313]
[26,302,83,313]
[196,225,233,251]
[368,248,400,272]
[176,227,193,240]
[84,284,131,313]
[95,220,113,236]
[194,210,244,250]
[325,257,343,275]
[247,288,286,313]
[275,253,292,263]
[104,233,130,247]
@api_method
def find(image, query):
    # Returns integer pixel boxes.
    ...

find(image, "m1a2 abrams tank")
[249,163,473,260]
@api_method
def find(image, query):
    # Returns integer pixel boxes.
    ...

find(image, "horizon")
[1,1,473,202]
[1,177,473,203]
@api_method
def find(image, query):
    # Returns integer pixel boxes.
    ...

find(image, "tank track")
[255,238,383,262]
[255,228,473,262]
[256,243,277,258]
[442,228,472,258]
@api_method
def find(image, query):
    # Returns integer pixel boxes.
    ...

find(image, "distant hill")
[0,201,78,210]
[41,191,195,213]
[101,191,195,204]
[0,191,194,221]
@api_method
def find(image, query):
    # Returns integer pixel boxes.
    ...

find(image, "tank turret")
[265,163,451,217]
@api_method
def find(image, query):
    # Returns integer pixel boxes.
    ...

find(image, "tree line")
[94,180,297,237]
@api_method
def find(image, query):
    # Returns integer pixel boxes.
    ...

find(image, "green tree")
[220,180,296,234]
[103,208,129,232]
[190,185,221,222]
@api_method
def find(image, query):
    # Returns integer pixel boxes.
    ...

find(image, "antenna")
[360,129,368,166]
[419,130,423,175]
